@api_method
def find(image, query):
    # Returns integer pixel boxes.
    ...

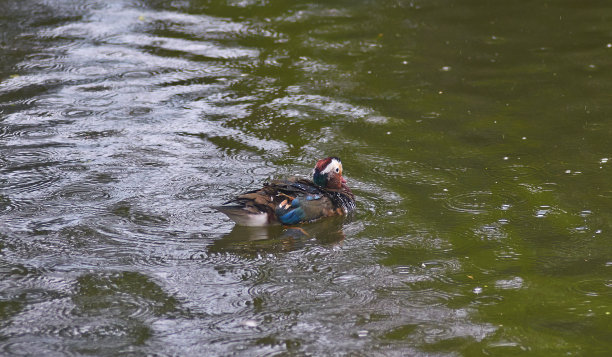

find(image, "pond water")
[2,0,612,355]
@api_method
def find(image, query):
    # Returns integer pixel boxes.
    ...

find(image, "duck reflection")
[208,216,347,255]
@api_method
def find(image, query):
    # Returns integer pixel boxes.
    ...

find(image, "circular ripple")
[16,53,67,72]
[571,279,612,297]
[248,277,377,318]
[329,278,378,306]
[444,191,522,214]
[120,70,157,79]
[184,252,271,287]
[174,181,209,200]
[51,183,111,201]
[4,169,61,195]
[368,157,451,185]
[0,340,78,357]
[197,154,276,194]
[484,163,544,181]
[419,323,455,344]
[72,271,179,320]
[104,106,153,121]
[392,257,466,285]
[207,313,266,337]
[73,65,111,77]
[383,286,455,308]
[0,123,46,140]
[61,108,94,118]
[473,293,504,306]
[223,152,275,178]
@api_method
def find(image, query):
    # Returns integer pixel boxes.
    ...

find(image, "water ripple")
[571,279,612,297]
[444,190,523,215]
[4,0,600,355]
[484,162,545,182]
[15,52,68,73]
[382,285,456,308]
[0,194,31,213]
[118,33,259,60]
[263,94,374,120]
[0,339,78,357]
[2,165,61,195]
[50,182,111,202]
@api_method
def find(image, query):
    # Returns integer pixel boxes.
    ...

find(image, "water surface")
[2,0,612,355]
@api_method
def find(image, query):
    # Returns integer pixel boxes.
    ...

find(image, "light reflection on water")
[1,0,612,355]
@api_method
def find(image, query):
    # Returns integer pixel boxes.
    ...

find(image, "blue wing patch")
[276,195,321,225]
[279,207,305,225]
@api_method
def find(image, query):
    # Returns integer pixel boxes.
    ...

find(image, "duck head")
[313,157,346,189]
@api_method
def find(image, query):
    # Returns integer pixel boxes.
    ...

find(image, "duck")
[215,157,355,226]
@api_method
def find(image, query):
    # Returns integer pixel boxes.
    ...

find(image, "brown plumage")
[215,158,355,226]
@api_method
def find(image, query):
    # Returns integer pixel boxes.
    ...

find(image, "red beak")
[341,176,347,184]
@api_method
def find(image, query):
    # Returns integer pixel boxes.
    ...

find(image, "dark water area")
[1,0,612,355]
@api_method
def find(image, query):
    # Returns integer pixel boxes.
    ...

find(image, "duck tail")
[213,206,270,227]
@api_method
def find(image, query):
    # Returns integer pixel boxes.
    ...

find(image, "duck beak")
[341,176,347,184]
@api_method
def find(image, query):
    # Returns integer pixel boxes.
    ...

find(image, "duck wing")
[270,178,346,224]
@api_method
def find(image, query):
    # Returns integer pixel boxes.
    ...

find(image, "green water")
[1,0,611,355]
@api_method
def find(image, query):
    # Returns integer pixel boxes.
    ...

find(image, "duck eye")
[335,168,339,173]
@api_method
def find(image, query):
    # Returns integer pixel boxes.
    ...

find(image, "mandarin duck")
[215,157,355,226]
